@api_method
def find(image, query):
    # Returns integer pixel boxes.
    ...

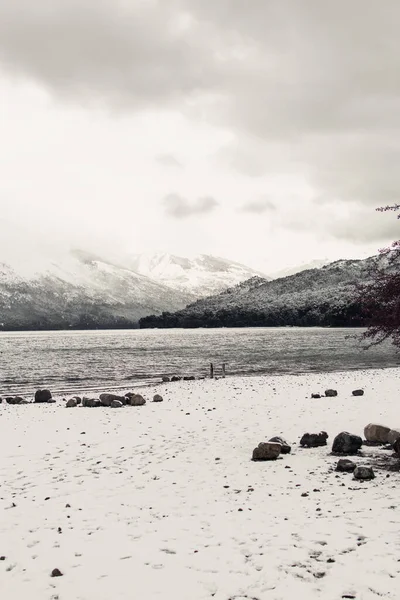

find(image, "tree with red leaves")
[359,205,400,348]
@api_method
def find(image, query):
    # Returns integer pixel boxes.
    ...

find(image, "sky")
[1,0,400,274]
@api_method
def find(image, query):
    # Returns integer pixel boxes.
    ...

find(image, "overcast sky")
[1,0,399,273]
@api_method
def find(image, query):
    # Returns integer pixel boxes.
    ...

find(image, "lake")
[0,327,398,397]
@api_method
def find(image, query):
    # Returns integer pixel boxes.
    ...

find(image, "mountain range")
[139,255,384,329]
[0,250,268,330]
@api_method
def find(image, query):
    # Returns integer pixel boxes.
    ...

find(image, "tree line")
[139,301,365,329]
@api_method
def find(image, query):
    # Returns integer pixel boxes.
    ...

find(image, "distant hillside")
[0,252,193,331]
[139,255,387,329]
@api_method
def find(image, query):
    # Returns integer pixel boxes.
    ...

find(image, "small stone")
[0,556,5,561]
[99,393,126,407]
[311,393,321,399]
[10,396,25,404]
[153,394,163,403]
[127,394,146,406]
[354,466,375,480]
[300,432,328,448]
[352,389,364,396]
[325,389,338,397]
[110,400,123,408]
[34,389,52,403]
[51,568,63,577]
[336,459,357,473]
[66,398,77,408]
[82,398,100,407]
[162,376,170,382]
[269,436,291,454]
[252,442,281,461]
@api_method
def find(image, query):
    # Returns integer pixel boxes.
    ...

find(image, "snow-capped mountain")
[0,247,271,330]
[0,250,194,330]
[124,252,270,297]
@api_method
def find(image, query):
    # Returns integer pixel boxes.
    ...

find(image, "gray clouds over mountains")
[0,0,399,263]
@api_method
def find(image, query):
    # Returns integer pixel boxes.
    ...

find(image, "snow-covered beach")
[1,368,400,600]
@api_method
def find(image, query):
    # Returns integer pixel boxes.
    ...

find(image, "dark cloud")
[280,201,400,245]
[155,154,183,168]
[1,0,400,230]
[163,193,218,218]
[240,198,276,214]
[0,0,220,108]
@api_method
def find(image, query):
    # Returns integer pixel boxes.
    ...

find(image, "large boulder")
[364,423,391,444]
[325,389,338,397]
[127,394,146,406]
[100,393,126,407]
[332,432,362,455]
[354,466,375,480]
[269,436,291,454]
[34,389,52,403]
[388,428,400,445]
[393,438,400,455]
[252,442,281,461]
[300,431,328,448]
[66,398,77,408]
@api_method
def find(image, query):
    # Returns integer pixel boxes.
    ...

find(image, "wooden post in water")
[222,363,226,378]
[210,362,214,378]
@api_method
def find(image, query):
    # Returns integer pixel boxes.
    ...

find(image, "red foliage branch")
[359,204,400,348]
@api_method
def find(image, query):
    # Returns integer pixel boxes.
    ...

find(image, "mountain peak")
[123,252,270,297]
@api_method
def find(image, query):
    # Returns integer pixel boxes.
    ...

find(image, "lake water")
[0,327,398,397]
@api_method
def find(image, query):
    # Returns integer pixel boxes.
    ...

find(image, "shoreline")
[2,362,399,399]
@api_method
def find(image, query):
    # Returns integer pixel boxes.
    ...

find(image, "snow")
[125,252,270,297]
[1,368,400,599]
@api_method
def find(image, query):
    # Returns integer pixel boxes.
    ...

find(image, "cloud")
[240,198,276,214]
[1,0,400,243]
[278,199,400,245]
[0,0,220,109]
[163,193,219,218]
[155,154,183,168]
